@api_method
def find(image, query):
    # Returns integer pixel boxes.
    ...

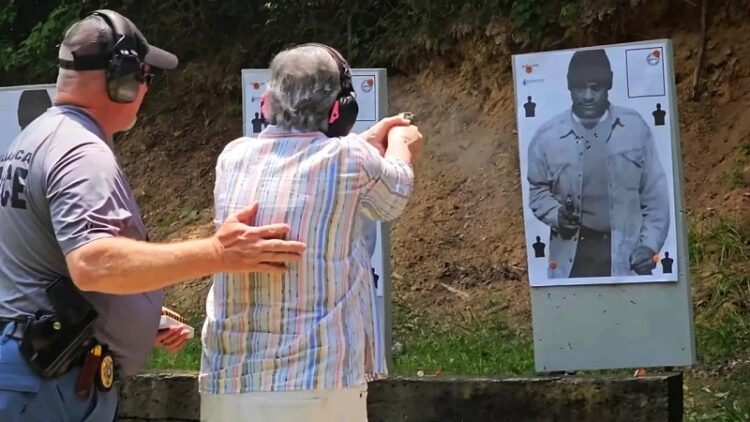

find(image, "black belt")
[578,226,611,241]
[0,318,27,340]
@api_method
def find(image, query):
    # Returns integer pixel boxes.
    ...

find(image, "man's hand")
[154,326,191,353]
[557,206,580,239]
[630,245,657,275]
[386,125,423,163]
[213,203,307,274]
[359,114,413,156]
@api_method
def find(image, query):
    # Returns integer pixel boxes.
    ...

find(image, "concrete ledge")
[117,371,683,422]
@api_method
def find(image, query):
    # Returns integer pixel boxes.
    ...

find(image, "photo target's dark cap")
[58,10,178,71]
[567,49,613,90]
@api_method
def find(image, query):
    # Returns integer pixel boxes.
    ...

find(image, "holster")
[18,277,98,379]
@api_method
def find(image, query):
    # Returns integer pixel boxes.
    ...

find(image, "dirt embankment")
[116,3,750,328]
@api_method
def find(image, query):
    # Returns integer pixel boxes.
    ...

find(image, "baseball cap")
[58,10,178,71]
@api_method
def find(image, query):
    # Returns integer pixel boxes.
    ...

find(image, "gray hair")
[264,45,341,132]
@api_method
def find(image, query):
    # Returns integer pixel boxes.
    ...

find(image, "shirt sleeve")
[45,141,137,255]
[354,139,414,221]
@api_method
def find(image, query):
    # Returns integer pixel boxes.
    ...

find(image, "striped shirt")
[199,125,414,394]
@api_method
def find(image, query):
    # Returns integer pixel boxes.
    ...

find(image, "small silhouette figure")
[661,251,674,274]
[18,89,52,130]
[524,96,536,118]
[251,112,265,133]
[652,103,666,126]
[532,236,546,258]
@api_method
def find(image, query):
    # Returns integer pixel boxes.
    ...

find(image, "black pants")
[569,226,611,278]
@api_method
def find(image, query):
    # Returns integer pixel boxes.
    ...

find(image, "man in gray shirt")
[0,10,305,421]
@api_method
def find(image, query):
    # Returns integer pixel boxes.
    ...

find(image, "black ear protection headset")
[58,10,152,104]
[261,42,359,137]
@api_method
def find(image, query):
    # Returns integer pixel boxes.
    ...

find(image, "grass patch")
[727,167,745,189]
[707,220,749,266]
[390,305,534,376]
[689,227,708,265]
[693,219,750,364]
[145,315,203,371]
[738,143,750,159]
[688,218,749,272]
[697,307,750,363]
[686,364,750,422]
[727,143,750,189]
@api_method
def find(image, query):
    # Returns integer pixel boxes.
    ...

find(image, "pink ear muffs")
[260,92,269,120]
[329,100,340,124]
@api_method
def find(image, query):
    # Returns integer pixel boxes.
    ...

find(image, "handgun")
[401,112,416,125]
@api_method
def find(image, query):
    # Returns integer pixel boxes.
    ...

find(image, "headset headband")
[92,10,138,58]
[298,42,353,93]
[58,10,139,71]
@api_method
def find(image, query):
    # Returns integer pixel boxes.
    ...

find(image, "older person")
[199,43,423,421]
[0,10,305,421]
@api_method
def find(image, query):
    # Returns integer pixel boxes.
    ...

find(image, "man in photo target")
[526,49,670,278]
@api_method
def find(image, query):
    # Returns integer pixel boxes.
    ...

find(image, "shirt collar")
[571,109,610,126]
[257,124,325,139]
[558,105,623,139]
[52,104,109,145]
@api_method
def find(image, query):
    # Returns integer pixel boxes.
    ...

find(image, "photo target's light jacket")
[526,105,670,278]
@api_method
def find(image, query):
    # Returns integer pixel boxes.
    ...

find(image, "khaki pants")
[200,384,368,422]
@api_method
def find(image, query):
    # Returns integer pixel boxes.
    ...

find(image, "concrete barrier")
[117,371,683,421]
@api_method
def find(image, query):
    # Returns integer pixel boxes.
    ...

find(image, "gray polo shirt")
[0,105,162,377]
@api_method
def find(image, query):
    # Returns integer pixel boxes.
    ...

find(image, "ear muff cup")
[92,10,144,104]
[325,93,358,138]
[106,50,143,103]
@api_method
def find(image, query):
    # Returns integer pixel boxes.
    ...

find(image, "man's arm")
[66,207,298,294]
[49,142,304,294]
[527,131,561,228]
[637,123,670,253]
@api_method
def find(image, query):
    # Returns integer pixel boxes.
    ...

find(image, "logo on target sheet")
[647,49,661,66]
[361,78,374,93]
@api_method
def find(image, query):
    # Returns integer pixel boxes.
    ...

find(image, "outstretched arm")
[51,142,305,294]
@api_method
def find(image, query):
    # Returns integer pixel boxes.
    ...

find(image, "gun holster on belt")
[18,277,99,379]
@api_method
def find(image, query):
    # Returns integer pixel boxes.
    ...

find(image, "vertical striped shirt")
[199,125,414,394]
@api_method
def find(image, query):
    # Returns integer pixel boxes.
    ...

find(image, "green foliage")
[0,2,82,85]
[0,0,632,86]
